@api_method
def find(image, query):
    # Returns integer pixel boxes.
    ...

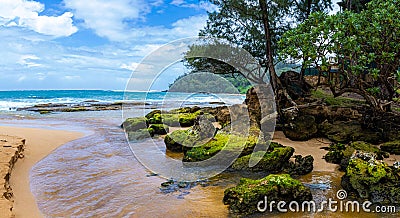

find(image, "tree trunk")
[258,0,297,117]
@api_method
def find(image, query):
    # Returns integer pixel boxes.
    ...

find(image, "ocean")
[0,90,383,217]
[0,90,245,111]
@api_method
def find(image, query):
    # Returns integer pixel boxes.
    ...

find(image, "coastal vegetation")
[121,0,400,215]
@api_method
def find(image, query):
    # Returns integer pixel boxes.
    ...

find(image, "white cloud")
[17,54,42,68]
[171,15,207,36]
[64,0,149,41]
[0,0,77,37]
[171,0,218,12]
[64,0,208,42]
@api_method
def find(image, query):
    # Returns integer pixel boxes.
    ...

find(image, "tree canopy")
[280,0,400,113]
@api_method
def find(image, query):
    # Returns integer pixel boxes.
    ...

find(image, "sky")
[0,0,341,91]
[0,0,218,90]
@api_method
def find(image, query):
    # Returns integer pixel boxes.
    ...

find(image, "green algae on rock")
[121,117,148,132]
[127,128,154,141]
[223,174,312,215]
[149,124,169,135]
[341,152,400,204]
[182,133,262,162]
[318,120,381,144]
[285,155,314,176]
[231,147,294,172]
[164,130,189,152]
[380,141,400,155]
[324,141,389,170]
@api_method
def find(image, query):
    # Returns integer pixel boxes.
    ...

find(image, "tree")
[185,0,333,112]
[280,0,400,114]
[337,0,371,12]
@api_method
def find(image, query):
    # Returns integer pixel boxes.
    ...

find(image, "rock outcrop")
[0,135,25,217]
[223,174,312,215]
[341,152,400,204]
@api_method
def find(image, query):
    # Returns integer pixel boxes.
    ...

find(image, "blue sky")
[0,0,217,90]
[0,0,341,91]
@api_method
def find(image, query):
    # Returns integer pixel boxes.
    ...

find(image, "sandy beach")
[273,131,338,172]
[0,126,84,218]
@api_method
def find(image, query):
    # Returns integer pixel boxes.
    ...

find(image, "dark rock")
[127,128,154,141]
[149,124,169,135]
[285,155,314,176]
[164,130,189,152]
[192,114,216,140]
[283,115,318,141]
[279,71,312,100]
[223,174,312,215]
[380,141,400,155]
[324,141,389,170]
[319,120,381,143]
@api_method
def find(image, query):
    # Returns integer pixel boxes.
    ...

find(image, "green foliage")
[280,0,400,112]
[184,0,333,86]
[169,72,252,94]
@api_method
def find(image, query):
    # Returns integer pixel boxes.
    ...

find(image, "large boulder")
[380,141,400,155]
[223,174,312,215]
[283,115,318,141]
[164,130,189,152]
[319,120,381,143]
[341,152,400,204]
[149,124,169,135]
[121,117,148,132]
[279,71,312,100]
[285,155,314,176]
[145,108,202,127]
[183,133,261,162]
[324,141,389,170]
[231,146,294,172]
[127,128,154,141]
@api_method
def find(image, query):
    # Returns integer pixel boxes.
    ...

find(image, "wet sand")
[0,126,84,218]
[273,131,338,172]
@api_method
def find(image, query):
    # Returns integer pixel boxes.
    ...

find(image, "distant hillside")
[168,73,252,94]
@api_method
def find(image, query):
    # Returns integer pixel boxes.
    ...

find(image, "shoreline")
[0,126,84,218]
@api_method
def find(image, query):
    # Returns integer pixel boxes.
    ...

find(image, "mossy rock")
[231,147,294,172]
[145,110,161,119]
[324,141,389,170]
[60,107,88,112]
[149,124,169,135]
[164,130,189,152]
[319,120,381,143]
[342,154,400,204]
[223,174,312,215]
[145,108,201,127]
[182,133,262,162]
[127,128,154,141]
[285,155,314,176]
[148,113,162,124]
[39,110,51,114]
[324,143,347,164]
[380,141,400,155]
[121,117,148,132]
[283,115,318,141]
